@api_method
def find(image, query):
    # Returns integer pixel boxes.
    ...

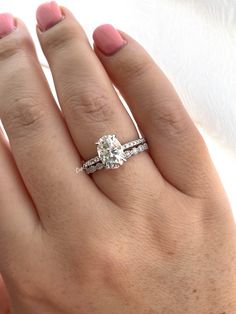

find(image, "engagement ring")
[81,134,148,174]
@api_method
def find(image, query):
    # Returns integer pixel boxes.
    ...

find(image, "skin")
[0,6,235,314]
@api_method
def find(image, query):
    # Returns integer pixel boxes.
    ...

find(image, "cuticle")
[0,26,17,39]
[39,15,65,33]
[9,17,18,36]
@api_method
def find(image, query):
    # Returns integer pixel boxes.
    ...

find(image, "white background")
[1,0,236,217]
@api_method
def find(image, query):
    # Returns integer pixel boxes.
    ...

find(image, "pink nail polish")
[93,24,127,56]
[0,13,15,38]
[36,1,63,32]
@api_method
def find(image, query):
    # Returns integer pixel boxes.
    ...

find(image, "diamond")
[89,165,96,173]
[125,150,132,158]
[96,162,103,170]
[96,135,126,169]
[132,147,138,155]
[137,145,143,152]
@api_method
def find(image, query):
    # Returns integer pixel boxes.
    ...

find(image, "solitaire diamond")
[96,135,126,169]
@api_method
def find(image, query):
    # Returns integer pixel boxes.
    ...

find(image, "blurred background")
[1,0,236,216]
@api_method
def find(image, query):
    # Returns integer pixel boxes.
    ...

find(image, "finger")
[93,25,220,198]
[0,130,37,260]
[0,16,94,228]
[0,274,9,314]
[36,4,161,203]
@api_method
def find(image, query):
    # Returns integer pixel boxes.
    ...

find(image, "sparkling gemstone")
[88,165,96,173]
[137,145,143,152]
[96,135,126,169]
[132,147,138,155]
[125,150,132,158]
[96,162,103,170]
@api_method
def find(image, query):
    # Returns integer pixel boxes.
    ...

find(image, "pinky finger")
[0,274,9,314]
[0,129,38,268]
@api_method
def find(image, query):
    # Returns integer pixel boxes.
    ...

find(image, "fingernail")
[0,13,15,38]
[36,1,63,32]
[93,24,127,56]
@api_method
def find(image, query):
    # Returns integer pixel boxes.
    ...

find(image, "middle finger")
[0,17,94,227]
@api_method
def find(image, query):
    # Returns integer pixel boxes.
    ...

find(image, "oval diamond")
[96,135,126,169]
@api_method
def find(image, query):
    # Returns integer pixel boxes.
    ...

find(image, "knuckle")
[66,91,115,124]
[13,273,42,301]
[0,33,34,62]
[147,99,190,137]
[12,270,50,305]
[81,244,127,291]
[3,245,50,303]
[42,20,80,52]
[64,239,127,289]
[3,95,46,138]
[2,253,40,301]
[117,53,152,81]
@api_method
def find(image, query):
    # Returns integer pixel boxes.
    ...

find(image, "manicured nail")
[0,13,15,38]
[36,1,63,32]
[93,24,127,56]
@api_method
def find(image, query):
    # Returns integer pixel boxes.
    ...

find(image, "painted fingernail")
[36,1,63,32]
[93,24,127,56]
[0,13,15,38]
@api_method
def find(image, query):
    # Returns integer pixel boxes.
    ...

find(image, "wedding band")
[81,134,148,174]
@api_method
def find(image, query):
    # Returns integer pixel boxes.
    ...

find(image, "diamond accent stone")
[96,135,126,169]
[122,138,145,150]
[137,145,143,152]
[88,165,96,174]
[125,150,132,158]
[96,162,103,170]
[132,147,138,155]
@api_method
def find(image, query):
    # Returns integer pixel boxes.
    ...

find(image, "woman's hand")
[0,2,235,313]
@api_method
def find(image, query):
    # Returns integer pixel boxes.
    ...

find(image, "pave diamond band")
[81,135,148,174]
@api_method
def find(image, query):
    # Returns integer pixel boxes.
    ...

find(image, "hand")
[0,2,235,313]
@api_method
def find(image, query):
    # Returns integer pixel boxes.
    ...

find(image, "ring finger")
[36,3,161,203]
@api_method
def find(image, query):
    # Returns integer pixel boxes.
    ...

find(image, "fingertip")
[93,24,127,56]
[36,1,63,32]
